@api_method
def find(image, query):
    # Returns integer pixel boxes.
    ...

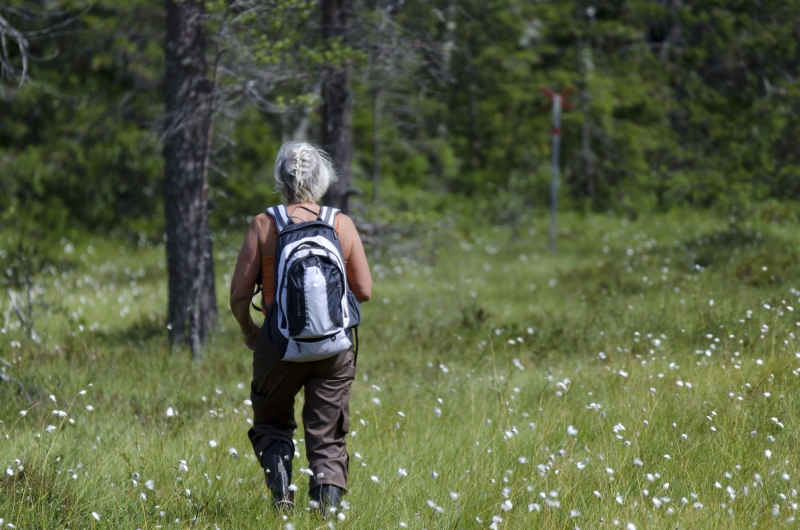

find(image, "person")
[229,141,372,514]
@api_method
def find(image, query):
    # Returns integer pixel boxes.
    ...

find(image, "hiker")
[229,141,372,514]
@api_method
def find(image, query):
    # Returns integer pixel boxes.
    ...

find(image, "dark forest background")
[2,0,800,237]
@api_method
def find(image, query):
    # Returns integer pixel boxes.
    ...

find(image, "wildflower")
[145,480,155,490]
[633,458,644,466]
[372,397,381,406]
[228,447,239,459]
[208,440,218,448]
[166,407,177,417]
[91,512,101,521]
[765,449,772,459]
[500,500,513,511]
[566,425,578,436]
[397,468,408,477]
[370,475,380,483]
[449,492,459,500]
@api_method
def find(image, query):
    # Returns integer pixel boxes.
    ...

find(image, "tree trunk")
[321,0,354,214]
[372,87,381,202]
[578,39,595,202]
[164,0,217,355]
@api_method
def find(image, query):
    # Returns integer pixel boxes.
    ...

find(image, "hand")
[244,322,260,351]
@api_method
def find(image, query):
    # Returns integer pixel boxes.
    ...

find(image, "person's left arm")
[229,216,266,350]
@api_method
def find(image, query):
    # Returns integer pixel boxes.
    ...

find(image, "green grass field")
[1,207,800,529]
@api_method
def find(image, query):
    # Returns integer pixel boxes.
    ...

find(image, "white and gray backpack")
[263,204,360,362]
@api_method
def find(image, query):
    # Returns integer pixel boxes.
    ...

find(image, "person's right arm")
[338,214,372,303]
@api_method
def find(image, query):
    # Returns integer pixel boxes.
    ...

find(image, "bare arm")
[339,214,372,303]
[229,216,268,349]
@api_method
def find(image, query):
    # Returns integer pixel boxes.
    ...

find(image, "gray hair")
[273,141,337,204]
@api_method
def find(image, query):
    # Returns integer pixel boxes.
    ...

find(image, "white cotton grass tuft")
[208,440,218,448]
[567,425,578,436]
[91,512,101,521]
[273,141,337,204]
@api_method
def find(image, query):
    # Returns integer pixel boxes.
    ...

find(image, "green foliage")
[1,0,799,233]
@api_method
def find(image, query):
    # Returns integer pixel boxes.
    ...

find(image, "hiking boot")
[262,441,294,510]
[310,484,343,517]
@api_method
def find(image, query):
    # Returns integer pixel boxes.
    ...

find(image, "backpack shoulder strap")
[318,206,340,229]
[265,205,291,233]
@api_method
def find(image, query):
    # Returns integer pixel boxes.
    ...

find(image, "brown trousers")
[248,327,355,492]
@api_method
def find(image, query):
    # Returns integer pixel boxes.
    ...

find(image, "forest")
[2,0,799,237]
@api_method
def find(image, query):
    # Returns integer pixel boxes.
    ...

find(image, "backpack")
[262,204,360,362]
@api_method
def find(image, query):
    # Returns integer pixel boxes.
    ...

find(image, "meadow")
[1,206,799,529]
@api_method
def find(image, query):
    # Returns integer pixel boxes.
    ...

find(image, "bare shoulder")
[251,212,273,234]
[247,213,276,253]
[336,212,358,234]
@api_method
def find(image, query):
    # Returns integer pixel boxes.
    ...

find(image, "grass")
[1,206,800,529]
